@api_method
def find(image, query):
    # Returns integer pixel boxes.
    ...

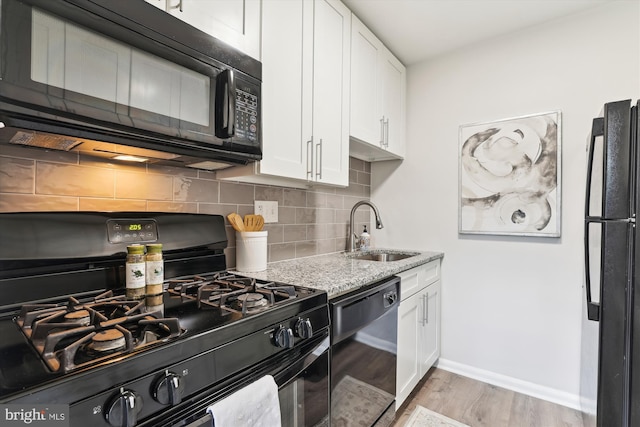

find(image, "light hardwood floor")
[392,368,596,427]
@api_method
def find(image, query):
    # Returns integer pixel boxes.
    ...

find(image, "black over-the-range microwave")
[0,0,261,169]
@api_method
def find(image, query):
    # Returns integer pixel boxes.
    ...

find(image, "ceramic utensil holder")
[236,231,268,272]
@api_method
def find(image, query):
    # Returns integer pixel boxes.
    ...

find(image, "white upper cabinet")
[218,0,350,188]
[144,0,261,60]
[349,14,406,161]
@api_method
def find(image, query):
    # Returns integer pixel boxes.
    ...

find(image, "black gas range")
[0,212,330,427]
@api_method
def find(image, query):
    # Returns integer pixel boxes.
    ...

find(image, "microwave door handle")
[215,69,236,139]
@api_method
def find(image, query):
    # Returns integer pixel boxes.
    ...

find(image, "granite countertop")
[234,249,444,299]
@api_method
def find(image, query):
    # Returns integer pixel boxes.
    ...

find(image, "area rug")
[403,405,470,427]
[331,375,394,427]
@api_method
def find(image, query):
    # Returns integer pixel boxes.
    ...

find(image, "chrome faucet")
[348,200,384,252]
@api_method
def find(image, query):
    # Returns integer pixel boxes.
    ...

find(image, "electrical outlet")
[254,200,278,223]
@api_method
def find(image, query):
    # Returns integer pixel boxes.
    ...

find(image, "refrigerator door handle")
[585,117,604,220]
[584,219,601,321]
[584,117,605,322]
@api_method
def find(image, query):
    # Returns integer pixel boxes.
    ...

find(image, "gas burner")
[166,273,300,316]
[237,293,268,311]
[89,328,126,352]
[15,292,182,373]
[64,309,91,326]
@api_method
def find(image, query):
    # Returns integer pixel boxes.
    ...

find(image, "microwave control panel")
[106,219,158,244]
[235,83,259,143]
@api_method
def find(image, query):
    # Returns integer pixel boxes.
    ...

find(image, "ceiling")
[341,0,616,65]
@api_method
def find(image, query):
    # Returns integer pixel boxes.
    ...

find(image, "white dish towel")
[207,375,282,427]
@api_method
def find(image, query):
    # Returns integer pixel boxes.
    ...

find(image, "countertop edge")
[233,249,444,299]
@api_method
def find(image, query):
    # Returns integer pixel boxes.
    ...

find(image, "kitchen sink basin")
[348,251,419,262]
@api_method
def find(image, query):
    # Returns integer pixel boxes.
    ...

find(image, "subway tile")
[296,207,316,224]
[349,157,366,172]
[295,241,317,258]
[283,188,306,207]
[255,185,284,204]
[264,224,284,243]
[0,194,78,212]
[278,206,296,224]
[0,143,78,164]
[80,198,147,211]
[115,170,172,200]
[37,162,114,197]
[283,224,307,242]
[307,224,327,240]
[174,177,219,203]
[306,192,327,208]
[317,239,336,255]
[219,181,254,204]
[0,157,34,193]
[146,201,198,213]
[357,171,371,186]
[269,243,296,262]
[328,223,348,239]
[326,194,344,209]
[316,208,335,224]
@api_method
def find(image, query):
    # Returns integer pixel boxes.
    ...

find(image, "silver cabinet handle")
[423,292,428,325]
[306,137,313,180]
[315,138,323,180]
[380,117,385,147]
[384,118,390,148]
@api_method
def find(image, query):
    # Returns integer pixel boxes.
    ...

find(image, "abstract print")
[459,111,561,236]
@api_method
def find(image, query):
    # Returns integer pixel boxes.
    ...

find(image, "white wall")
[371,1,640,411]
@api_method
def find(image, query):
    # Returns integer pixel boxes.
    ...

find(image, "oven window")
[279,349,329,427]
[31,7,210,127]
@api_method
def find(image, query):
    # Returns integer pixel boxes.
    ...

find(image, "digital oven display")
[106,219,158,243]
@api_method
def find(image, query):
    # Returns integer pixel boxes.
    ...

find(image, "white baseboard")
[436,358,594,413]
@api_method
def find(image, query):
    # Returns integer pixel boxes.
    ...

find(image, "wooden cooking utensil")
[244,214,264,231]
[227,213,245,232]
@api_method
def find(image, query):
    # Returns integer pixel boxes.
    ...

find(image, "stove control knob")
[105,388,142,427]
[295,318,313,339]
[274,325,294,348]
[153,371,184,405]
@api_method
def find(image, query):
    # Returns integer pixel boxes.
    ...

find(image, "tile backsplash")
[0,144,372,267]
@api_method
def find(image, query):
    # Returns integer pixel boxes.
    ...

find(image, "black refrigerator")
[585,99,640,427]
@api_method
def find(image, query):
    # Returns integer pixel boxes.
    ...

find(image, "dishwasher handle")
[330,276,400,345]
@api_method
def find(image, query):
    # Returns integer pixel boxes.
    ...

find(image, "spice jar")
[145,243,164,296]
[125,244,146,299]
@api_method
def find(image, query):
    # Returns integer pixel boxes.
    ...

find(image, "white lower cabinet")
[396,260,441,409]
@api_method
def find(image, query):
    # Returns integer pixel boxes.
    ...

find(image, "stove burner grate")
[16,291,182,373]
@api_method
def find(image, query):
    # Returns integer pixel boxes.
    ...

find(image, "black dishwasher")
[330,276,400,427]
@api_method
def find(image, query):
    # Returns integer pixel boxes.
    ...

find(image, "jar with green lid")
[145,243,164,296]
[126,244,146,299]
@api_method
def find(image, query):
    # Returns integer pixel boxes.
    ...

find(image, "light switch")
[254,201,278,223]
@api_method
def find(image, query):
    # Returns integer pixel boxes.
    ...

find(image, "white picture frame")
[458,111,562,237]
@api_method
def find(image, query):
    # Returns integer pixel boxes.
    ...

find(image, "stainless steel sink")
[348,251,419,262]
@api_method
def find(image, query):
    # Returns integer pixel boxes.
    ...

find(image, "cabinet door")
[311,0,350,186]
[349,15,382,146]
[381,52,406,158]
[165,0,261,60]
[259,0,311,181]
[419,281,441,377]
[396,291,421,409]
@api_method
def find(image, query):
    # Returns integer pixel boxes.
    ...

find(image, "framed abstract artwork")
[458,111,561,237]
